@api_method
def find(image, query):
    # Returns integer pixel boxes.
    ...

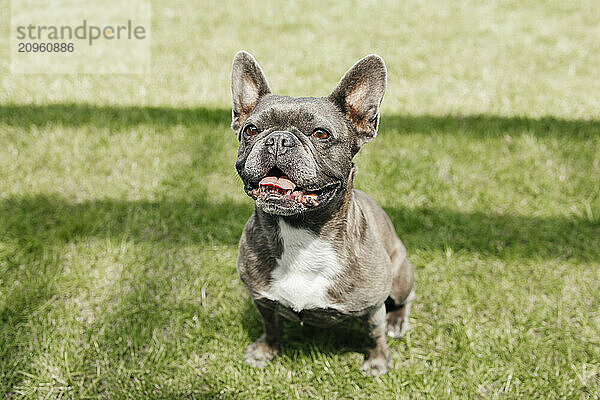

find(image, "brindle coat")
[231,51,415,375]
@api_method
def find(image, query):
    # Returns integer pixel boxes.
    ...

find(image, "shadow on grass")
[1,103,599,138]
[0,103,230,128]
[0,195,597,262]
[0,195,250,249]
[385,207,599,263]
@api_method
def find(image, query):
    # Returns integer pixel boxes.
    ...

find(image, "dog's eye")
[243,124,260,137]
[312,129,330,140]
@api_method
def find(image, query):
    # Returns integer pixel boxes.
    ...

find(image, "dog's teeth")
[305,194,318,206]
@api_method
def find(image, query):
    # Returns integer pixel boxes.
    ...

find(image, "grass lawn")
[1,0,599,398]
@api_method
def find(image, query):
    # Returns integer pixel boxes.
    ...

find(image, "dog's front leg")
[361,304,392,375]
[243,300,283,368]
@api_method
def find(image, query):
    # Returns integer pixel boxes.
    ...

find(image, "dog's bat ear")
[231,51,271,132]
[328,55,386,151]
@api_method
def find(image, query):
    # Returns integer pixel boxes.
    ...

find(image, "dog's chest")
[260,221,342,312]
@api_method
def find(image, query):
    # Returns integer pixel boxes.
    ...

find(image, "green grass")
[1,0,599,398]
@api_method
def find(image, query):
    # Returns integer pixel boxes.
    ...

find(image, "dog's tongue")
[259,176,296,191]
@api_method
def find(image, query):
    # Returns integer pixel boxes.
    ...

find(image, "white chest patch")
[260,220,342,312]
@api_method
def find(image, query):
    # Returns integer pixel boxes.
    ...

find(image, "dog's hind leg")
[385,244,415,338]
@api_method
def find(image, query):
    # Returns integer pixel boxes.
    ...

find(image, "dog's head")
[231,51,386,216]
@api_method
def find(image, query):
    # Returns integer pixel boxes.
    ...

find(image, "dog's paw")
[243,338,279,368]
[360,356,391,376]
[361,346,392,376]
[386,313,409,338]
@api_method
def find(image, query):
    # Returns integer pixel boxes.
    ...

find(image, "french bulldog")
[231,51,415,375]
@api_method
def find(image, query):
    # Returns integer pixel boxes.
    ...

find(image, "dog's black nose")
[264,131,296,156]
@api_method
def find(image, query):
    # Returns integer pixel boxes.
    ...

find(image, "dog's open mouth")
[245,167,339,208]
